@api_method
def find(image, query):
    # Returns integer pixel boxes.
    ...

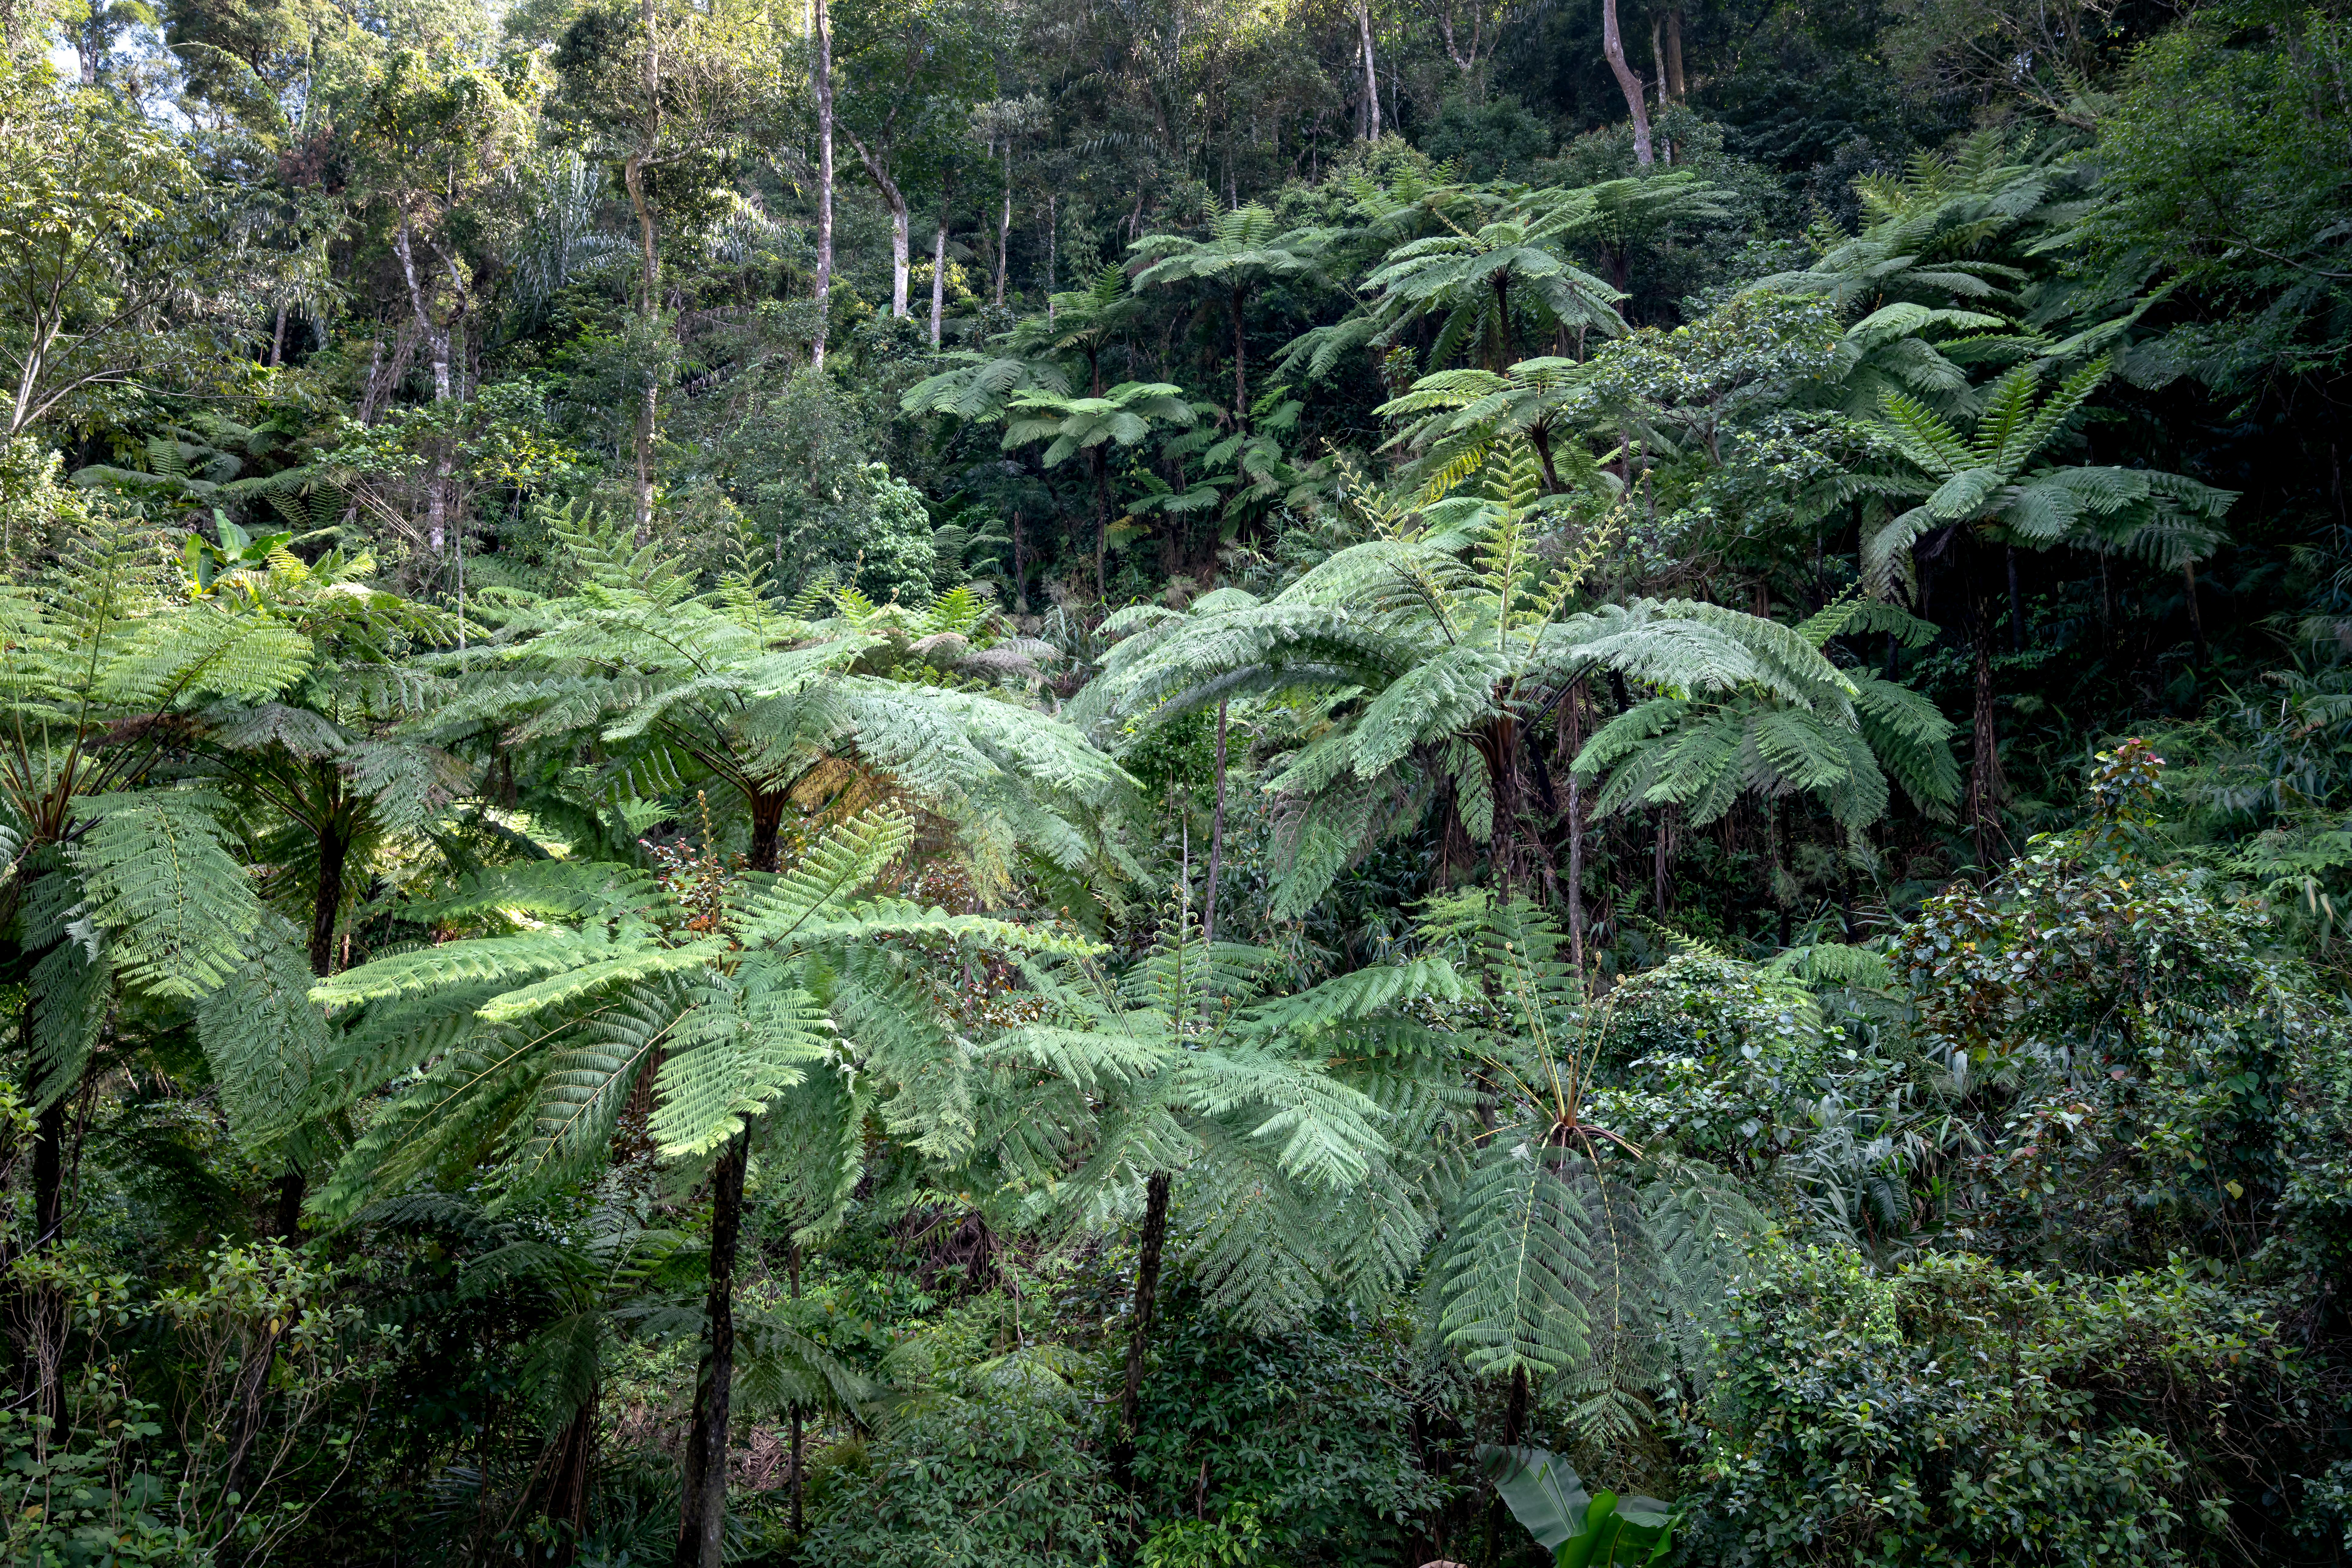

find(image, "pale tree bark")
[1438,0,1489,90]
[1560,682,1589,978]
[1355,2,1381,139]
[929,189,951,348]
[391,224,453,403]
[1600,0,1654,167]
[812,0,835,368]
[994,138,1011,306]
[845,133,910,316]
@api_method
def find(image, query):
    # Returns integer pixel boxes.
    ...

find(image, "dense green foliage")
[1,0,2350,1564]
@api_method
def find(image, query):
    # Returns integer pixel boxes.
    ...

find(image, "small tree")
[1131,206,1323,430]
[1850,357,2233,866]
[999,381,1196,598]
[312,811,1081,1568]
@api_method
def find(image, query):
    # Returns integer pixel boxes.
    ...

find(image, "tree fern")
[1084,441,1872,913]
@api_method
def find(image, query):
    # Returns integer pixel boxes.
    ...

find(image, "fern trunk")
[545,1397,597,1565]
[749,789,787,875]
[1230,284,1249,431]
[677,1135,748,1568]
[787,1241,804,1536]
[1118,1169,1172,1442]
[1203,700,1227,946]
[278,811,352,1236]
[307,819,346,980]
[1092,446,1111,601]
[27,1094,66,1431]
[1962,553,2006,870]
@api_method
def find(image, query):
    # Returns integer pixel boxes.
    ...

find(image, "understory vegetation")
[2,0,2350,1563]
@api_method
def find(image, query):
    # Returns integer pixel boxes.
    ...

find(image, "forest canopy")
[2,0,2351,1564]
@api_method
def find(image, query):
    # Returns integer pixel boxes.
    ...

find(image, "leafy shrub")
[1685,1244,2283,1566]
[1129,1292,1454,1568]
[801,1344,1114,1568]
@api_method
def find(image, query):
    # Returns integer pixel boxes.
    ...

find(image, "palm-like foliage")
[975,904,1448,1423]
[448,514,1130,883]
[1842,355,2234,862]
[1376,354,1619,500]
[1855,357,2232,591]
[900,349,1073,424]
[896,267,1145,425]
[312,808,1081,1566]
[1279,176,1724,387]
[72,414,337,537]
[0,507,336,1422]
[1078,443,1872,917]
[1141,392,1331,542]
[999,381,1197,597]
[1756,136,2074,315]
[179,536,463,970]
[0,514,322,1112]
[1413,892,1753,1440]
[1130,205,1325,426]
[1350,186,1629,373]
[309,811,1080,1208]
[1573,596,1960,835]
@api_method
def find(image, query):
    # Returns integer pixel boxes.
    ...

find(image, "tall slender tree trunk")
[1963,562,2005,871]
[1229,285,1249,430]
[995,139,1012,306]
[676,1135,747,1568]
[812,0,835,369]
[1204,699,1228,945]
[848,138,910,317]
[544,1398,597,1565]
[1118,1170,1172,1441]
[276,798,352,1240]
[29,1093,65,1435]
[1561,684,1588,977]
[391,222,455,554]
[2182,559,2207,665]
[1092,446,1111,600]
[307,812,347,980]
[1355,2,1381,138]
[929,183,952,350]
[269,305,288,367]
[624,0,664,543]
[1653,806,1674,913]
[1599,0,1654,167]
[1663,6,1686,98]
[1479,1368,1533,1568]
[787,1243,804,1537]
[1011,508,1027,610]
